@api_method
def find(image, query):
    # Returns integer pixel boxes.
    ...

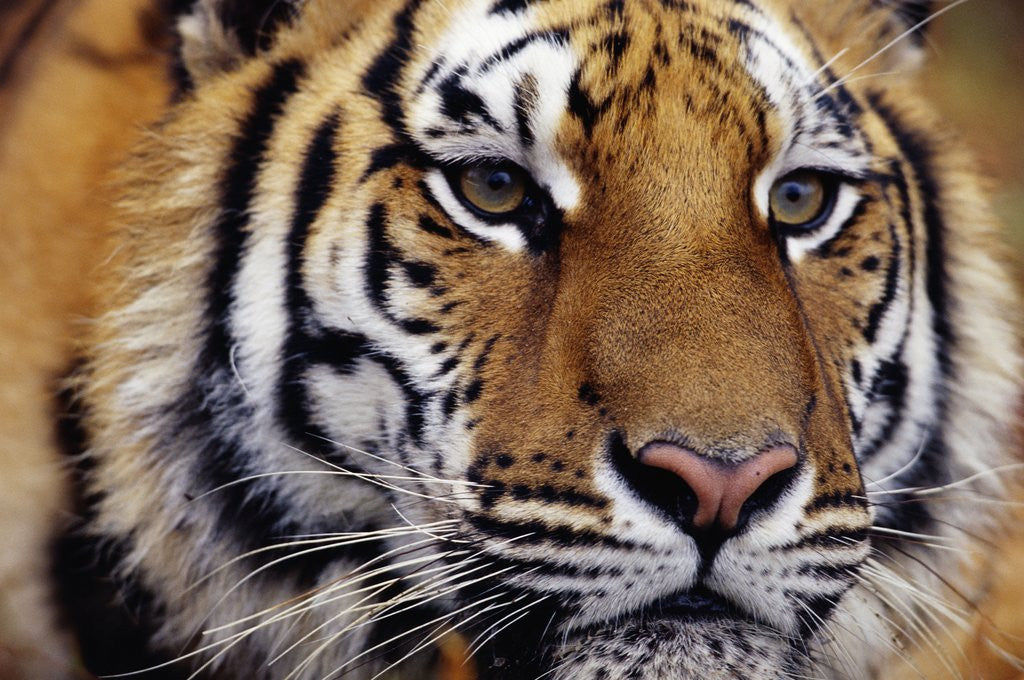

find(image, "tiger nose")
[637,443,799,531]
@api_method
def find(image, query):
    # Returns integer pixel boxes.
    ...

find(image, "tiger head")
[75,0,1022,678]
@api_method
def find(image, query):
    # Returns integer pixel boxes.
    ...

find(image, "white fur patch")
[407,1,581,250]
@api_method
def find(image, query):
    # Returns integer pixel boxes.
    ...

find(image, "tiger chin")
[12,0,1022,678]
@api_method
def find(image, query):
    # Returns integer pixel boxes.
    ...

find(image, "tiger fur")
[0,0,1021,678]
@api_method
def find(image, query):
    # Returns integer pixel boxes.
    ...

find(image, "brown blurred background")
[926,0,1024,253]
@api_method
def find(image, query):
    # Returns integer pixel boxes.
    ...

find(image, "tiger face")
[72,0,1022,678]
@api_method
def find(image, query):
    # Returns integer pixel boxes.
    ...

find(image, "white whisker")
[817,0,971,96]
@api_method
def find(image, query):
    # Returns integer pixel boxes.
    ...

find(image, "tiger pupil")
[488,171,512,191]
[783,184,805,204]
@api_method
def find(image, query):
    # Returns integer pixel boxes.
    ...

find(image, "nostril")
[609,433,699,525]
[737,462,799,528]
[637,443,730,530]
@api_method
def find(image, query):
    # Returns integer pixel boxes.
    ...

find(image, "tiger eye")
[769,170,829,228]
[458,165,528,215]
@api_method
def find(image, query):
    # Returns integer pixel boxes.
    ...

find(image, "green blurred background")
[927,0,1024,255]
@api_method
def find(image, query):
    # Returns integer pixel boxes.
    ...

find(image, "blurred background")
[926,0,1024,256]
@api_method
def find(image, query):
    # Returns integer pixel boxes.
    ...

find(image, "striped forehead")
[407,1,581,211]
[404,0,871,212]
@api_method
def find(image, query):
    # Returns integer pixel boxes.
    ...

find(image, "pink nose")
[637,443,799,531]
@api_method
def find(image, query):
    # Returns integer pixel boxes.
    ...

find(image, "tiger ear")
[888,1,935,41]
[175,0,302,84]
[844,0,935,72]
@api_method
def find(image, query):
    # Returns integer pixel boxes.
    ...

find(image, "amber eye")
[769,170,836,231]
[458,164,528,215]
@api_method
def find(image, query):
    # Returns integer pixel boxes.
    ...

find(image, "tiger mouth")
[646,585,748,623]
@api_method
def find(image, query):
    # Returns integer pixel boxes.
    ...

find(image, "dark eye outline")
[440,160,562,254]
[768,169,842,237]
[442,160,546,224]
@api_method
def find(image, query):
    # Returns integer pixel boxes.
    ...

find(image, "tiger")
[0,0,1022,678]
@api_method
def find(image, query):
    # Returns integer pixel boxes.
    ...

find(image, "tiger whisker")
[794,599,857,679]
[215,557,467,645]
[211,557,484,675]
[805,47,850,83]
[211,547,477,638]
[392,503,471,544]
[881,541,1024,653]
[298,590,511,680]
[365,597,519,680]
[190,522,458,592]
[306,432,488,487]
[861,493,1024,508]
[98,556,450,678]
[855,564,968,680]
[869,463,1024,497]
[282,443,469,503]
[862,436,929,491]
[983,637,1024,673]
[846,572,950,679]
[868,524,965,545]
[227,343,253,398]
[186,470,479,509]
[861,558,971,626]
[279,561,534,675]
[464,593,550,662]
[268,557,496,661]
[814,70,900,100]
[200,535,462,628]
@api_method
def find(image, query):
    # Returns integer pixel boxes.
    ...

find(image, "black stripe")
[436,356,459,376]
[870,0,934,43]
[362,0,426,132]
[856,352,909,463]
[186,59,307,548]
[369,351,430,445]
[567,69,610,138]
[794,527,868,549]
[365,202,395,313]
[202,59,304,377]
[466,513,638,551]
[213,0,299,54]
[305,329,372,374]
[862,218,902,343]
[182,62,383,578]
[491,0,547,14]
[278,110,343,447]
[479,29,570,72]
[418,213,454,239]
[867,95,952,374]
[360,142,432,182]
[437,73,504,131]
[795,595,841,641]
[400,317,441,334]
[364,202,444,335]
[864,93,953,535]
[401,259,437,287]
[513,77,536,147]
